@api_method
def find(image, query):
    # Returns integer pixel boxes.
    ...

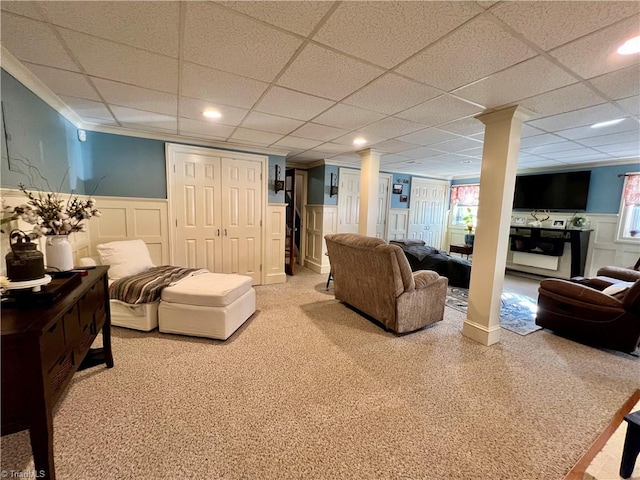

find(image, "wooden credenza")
[1,266,114,480]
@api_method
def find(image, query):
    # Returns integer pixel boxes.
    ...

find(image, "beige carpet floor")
[1,269,638,480]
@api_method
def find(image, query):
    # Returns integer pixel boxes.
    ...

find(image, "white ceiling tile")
[229,128,283,145]
[308,143,355,155]
[41,1,180,57]
[359,117,425,139]
[82,116,119,127]
[396,95,483,126]
[24,63,99,101]
[430,138,483,153]
[1,13,78,71]
[521,125,547,138]
[577,130,640,148]
[549,15,640,79]
[452,56,576,108]
[256,87,335,121]
[520,83,606,119]
[121,123,177,135]
[330,131,387,147]
[218,1,334,37]
[553,153,614,163]
[555,118,639,140]
[184,2,302,82]
[436,118,485,137]
[93,78,177,116]
[589,66,640,101]
[538,148,606,160]
[518,153,555,164]
[517,160,566,169]
[314,2,480,68]
[617,97,640,116]
[523,141,587,155]
[111,106,177,131]
[343,73,441,115]
[60,29,178,93]
[271,136,324,151]
[313,103,385,130]
[397,15,536,91]
[529,103,630,132]
[181,62,268,110]
[490,1,639,51]
[520,134,567,149]
[399,146,444,160]
[58,96,114,121]
[179,118,235,140]
[240,112,304,135]
[277,43,384,101]
[1,2,44,20]
[179,98,248,126]
[593,141,640,154]
[289,123,348,142]
[599,152,639,161]
[368,139,417,154]
[288,151,327,162]
[395,127,460,146]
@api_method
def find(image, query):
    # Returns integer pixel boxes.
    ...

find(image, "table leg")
[620,417,640,478]
[29,408,55,480]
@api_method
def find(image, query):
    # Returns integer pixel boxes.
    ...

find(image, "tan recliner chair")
[325,233,448,334]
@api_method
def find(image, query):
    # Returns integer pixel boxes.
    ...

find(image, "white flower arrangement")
[5,184,101,237]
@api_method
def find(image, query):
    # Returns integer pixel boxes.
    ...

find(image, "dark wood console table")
[1,266,113,480]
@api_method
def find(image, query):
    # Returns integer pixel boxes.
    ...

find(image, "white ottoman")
[158,273,256,340]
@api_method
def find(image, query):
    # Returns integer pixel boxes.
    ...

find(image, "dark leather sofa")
[536,278,640,354]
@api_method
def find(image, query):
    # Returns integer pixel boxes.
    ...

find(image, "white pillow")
[96,239,155,280]
[602,281,634,296]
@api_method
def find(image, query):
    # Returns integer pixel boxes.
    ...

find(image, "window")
[450,184,479,227]
[617,173,640,241]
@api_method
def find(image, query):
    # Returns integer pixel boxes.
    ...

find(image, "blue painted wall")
[1,70,84,193]
[324,165,339,206]
[307,165,325,205]
[388,172,411,208]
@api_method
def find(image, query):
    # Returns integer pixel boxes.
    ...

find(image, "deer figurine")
[529,209,550,227]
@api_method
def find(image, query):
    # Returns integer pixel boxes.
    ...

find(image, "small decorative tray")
[2,271,82,306]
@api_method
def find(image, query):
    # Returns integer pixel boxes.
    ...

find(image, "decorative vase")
[464,234,475,246]
[5,230,45,281]
[45,235,74,272]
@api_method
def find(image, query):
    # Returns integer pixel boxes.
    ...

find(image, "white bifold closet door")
[169,145,263,284]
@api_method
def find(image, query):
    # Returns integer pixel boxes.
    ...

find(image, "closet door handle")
[224,229,228,236]
[217,229,220,237]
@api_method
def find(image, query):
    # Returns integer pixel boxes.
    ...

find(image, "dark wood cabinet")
[1,266,113,480]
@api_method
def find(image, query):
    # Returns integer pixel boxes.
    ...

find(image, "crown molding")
[1,47,84,127]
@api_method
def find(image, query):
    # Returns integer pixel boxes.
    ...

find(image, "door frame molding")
[295,169,308,267]
[165,143,268,283]
[377,172,392,240]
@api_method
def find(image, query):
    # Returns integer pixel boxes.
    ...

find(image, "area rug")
[446,287,542,335]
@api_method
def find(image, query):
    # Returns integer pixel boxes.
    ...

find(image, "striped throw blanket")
[109,266,208,305]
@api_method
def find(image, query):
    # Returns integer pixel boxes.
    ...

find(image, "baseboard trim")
[462,319,501,346]
[264,273,286,285]
[304,259,330,275]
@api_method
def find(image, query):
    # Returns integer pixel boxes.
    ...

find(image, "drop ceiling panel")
[24,63,100,101]
[271,136,324,151]
[289,123,349,142]
[217,1,334,37]
[229,128,283,145]
[397,15,536,91]
[111,106,177,132]
[41,1,180,57]
[593,141,640,154]
[396,95,483,126]
[577,130,640,148]
[181,62,268,110]
[368,139,418,154]
[330,132,387,147]
[529,103,630,132]
[452,56,577,109]
[436,117,485,137]
[1,13,79,71]
[549,15,640,79]
[93,78,177,116]
[520,134,567,149]
[617,98,640,116]
[60,29,178,93]
[430,138,483,153]
[539,148,607,160]
[179,118,235,140]
[256,87,334,121]
[307,143,355,155]
[183,2,302,82]
[1,1,44,20]
[554,118,639,140]
[395,127,461,146]
[523,141,588,155]
[400,146,446,160]
[179,98,248,126]
[589,66,640,101]
[313,1,481,68]
[343,73,441,115]
[489,1,639,51]
[313,103,385,130]
[519,83,606,118]
[240,112,304,135]
[58,96,114,121]
[359,117,425,139]
[277,44,384,101]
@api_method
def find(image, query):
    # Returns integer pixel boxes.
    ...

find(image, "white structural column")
[357,149,382,237]
[462,106,531,346]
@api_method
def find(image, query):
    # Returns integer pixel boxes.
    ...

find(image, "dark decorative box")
[2,271,82,307]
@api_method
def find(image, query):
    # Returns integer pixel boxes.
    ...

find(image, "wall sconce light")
[274,164,284,193]
[330,172,338,197]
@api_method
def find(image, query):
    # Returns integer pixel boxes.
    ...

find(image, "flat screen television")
[513,171,591,211]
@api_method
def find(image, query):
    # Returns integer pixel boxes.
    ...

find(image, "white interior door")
[376,174,391,239]
[407,178,448,249]
[172,150,223,271]
[337,168,360,234]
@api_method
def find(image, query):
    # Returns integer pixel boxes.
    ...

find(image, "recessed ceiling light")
[203,110,222,119]
[353,137,367,146]
[617,35,640,55]
[591,118,625,129]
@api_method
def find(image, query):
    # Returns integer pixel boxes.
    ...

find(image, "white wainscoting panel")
[265,203,286,284]
[89,196,169,266]
[585,214,640,276]
[304,205,337,274]
[387,208,409,241]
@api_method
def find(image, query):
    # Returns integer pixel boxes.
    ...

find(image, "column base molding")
[462,319,501,346]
